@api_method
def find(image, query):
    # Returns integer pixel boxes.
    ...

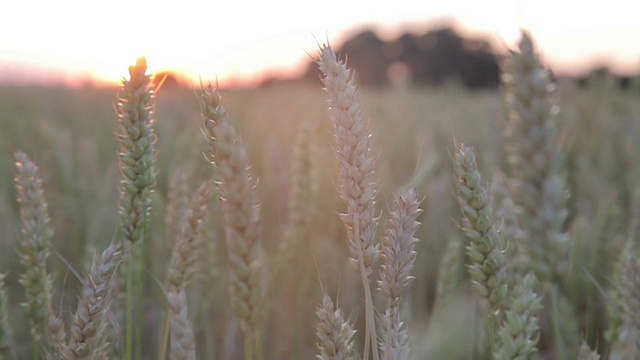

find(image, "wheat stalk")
[502,31,579,359]
[270,119,318,358]
[377,187,421,360]
[502,30,570,285]
[165,180,214,359]
[317,44,380,360]
[115,56,158,360]
[199,85,264,359]
[435,233,464,303]
[14,151,54,350]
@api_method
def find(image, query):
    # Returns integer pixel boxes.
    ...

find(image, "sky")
[1,0,639,87]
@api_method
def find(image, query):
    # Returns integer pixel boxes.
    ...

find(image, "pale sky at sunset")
[2,0,639,87]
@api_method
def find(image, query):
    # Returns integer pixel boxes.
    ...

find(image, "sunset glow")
[2,0,639,87]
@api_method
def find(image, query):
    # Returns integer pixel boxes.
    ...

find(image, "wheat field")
[1,33,639,359]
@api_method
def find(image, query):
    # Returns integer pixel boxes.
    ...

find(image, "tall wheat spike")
[377,187,422,360]
[166,180,214,360]
[116,56,157,245]
[317,44,380,360]
[452,143,508,316]
[502,31,579,359]
[317,45,380,276]
[115,56,158,360]
[502,31,570,285]
[199,85,263,359]
[67,243,124,359]
[14,151,54,349]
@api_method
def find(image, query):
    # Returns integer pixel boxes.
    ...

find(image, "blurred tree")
[295,26,501,89]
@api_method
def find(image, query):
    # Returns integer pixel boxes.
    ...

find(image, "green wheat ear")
[452,143,508,317]
[501,30,570,285]
[116,57,158,360]
[116,57,157,245]
[14,151,54,348]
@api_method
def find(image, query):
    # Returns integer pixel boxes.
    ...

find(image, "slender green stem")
[203,305,216,360]
[158,312,170,360]
[125,247,134,360]
[487,314,496,353]
[124,238,145,360]
[255,330,264,360]
[550,285,567,360]
[135,229,147,360]
[244,331,254,360]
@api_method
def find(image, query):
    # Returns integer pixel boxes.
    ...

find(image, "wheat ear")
[502,31,570,284]
[168,180,214,290]
[67,243,124,359]
[116,56,158,360]
[14,151,54,349]
[165,168,190,250]
[167,289,196,360]
[317,44,380,360]
[578,341,600,360]
[199,85,263,359]
[452,143,508,315]
[502,31,579,358]
[377,187,422,360]
[276,119,316,266]
[493,272,542,359]
[453,143,510,356]
[316,293,357,360]
[165,180,214,360]
[317,45,380,275]
[116,57,157,244]
[46,314,71,360]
